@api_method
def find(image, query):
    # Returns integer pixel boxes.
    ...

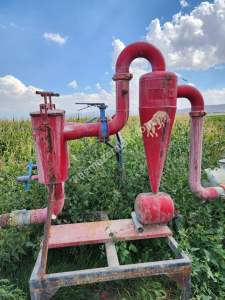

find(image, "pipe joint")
[9,209,31,226]
[112,73,133,81]
[189,111,206,117]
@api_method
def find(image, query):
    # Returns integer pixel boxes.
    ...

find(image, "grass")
[0,115,225,299]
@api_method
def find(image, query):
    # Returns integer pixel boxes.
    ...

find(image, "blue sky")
[0,0,225,117]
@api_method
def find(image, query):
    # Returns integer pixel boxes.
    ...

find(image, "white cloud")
[146,0,225,70]
[0,72,225,119]
[43,32,68,45]
[2,1,225,119]
[68,80,78,89]
[0,75,40,118]
[180,0,189,8]
[95,83,102,90]
[0,75,114,119]
[214,64,225,70]
[203,87,225,106]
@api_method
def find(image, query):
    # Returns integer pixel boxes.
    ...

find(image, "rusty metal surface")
[30,224,191,300]
[39,184,55,275]
[31,258,191,289]
[105,241,120,267]
[100,212,120,267]
[0,213,10,227]
[48,219,172,249]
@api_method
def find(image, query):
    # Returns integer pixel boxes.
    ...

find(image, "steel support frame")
[30,234,191,299]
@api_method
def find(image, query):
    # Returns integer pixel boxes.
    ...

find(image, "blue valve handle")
[16,162,37,192]
[80,102,108,141]
[99,105,108,142]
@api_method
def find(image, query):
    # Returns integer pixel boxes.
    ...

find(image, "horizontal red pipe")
[64,42,165,141]
[177,85,224,200]
[0,183,65,227]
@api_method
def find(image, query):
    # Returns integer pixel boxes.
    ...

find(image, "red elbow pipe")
[115,41,166,73]
[177,85,205,113]
[177,85,224,200]
[30,183,65,224]
[64,41,166,141]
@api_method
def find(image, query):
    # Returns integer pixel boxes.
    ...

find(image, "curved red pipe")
[30,183,65,224]
[177,85,224,200]
[0,183,64,227]
[64,41,166,141]
[115,41,166,73]
[177,85,205,113]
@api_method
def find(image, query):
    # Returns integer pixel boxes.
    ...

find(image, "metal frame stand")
[29,212,191,300]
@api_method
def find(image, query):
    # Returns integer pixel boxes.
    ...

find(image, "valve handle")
[76,102,108,141]
[76,102,107,109]
[36,90,59,112]
[16,162,37,192]
[36,91,60,97]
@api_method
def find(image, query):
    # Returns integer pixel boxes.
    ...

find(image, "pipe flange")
[112,73,133,81]
[189,111,206,117]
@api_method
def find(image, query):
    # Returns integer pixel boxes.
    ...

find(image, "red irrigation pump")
[1,42,225,299]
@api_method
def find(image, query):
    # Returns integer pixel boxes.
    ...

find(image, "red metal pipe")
[0,183,64,227]
[64,42,166,141]
[177,85,205,113]
[30,183,65,224]
[177,85,224,200]
[115,41,166,73]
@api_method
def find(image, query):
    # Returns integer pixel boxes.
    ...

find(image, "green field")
[0,115,225,299]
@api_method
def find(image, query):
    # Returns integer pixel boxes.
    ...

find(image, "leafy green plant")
[0,279,26,300]
[0,115,225,299]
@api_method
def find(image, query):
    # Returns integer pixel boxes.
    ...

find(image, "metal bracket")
[29,212,191,300]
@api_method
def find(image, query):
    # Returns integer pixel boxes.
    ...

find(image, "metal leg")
[181,274,191,300]
[30,287,59,300]
[30,290,43,300]
[29,212,191,300]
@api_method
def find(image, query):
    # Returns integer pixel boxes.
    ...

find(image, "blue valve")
[17,162,37,191]
[76,102,109,142]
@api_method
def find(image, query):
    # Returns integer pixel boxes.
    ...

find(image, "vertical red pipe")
[177,85,224,200]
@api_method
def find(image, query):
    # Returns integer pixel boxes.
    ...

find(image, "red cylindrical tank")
[135,192,174,224]
[139,71,177,193]
[30,109,69,184]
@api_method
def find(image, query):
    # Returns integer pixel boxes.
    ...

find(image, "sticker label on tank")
[142,111,170,137]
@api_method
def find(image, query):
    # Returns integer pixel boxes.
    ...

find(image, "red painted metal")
[48,219,172,249]
[177,85,205,114]
[30,110,69,185]
[188,116,222,199]
[1,41,223,232]
[30,183,65,224]
[63,42,176,224]
[139,71,177,193]
[135,193,174,224]
[115,41,166,72]
[63,41,166,141]
[177,85,224,200]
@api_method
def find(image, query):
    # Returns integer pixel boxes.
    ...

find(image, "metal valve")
[17,162,38,191]
[76,102,108,141]
[36,90,60,112]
